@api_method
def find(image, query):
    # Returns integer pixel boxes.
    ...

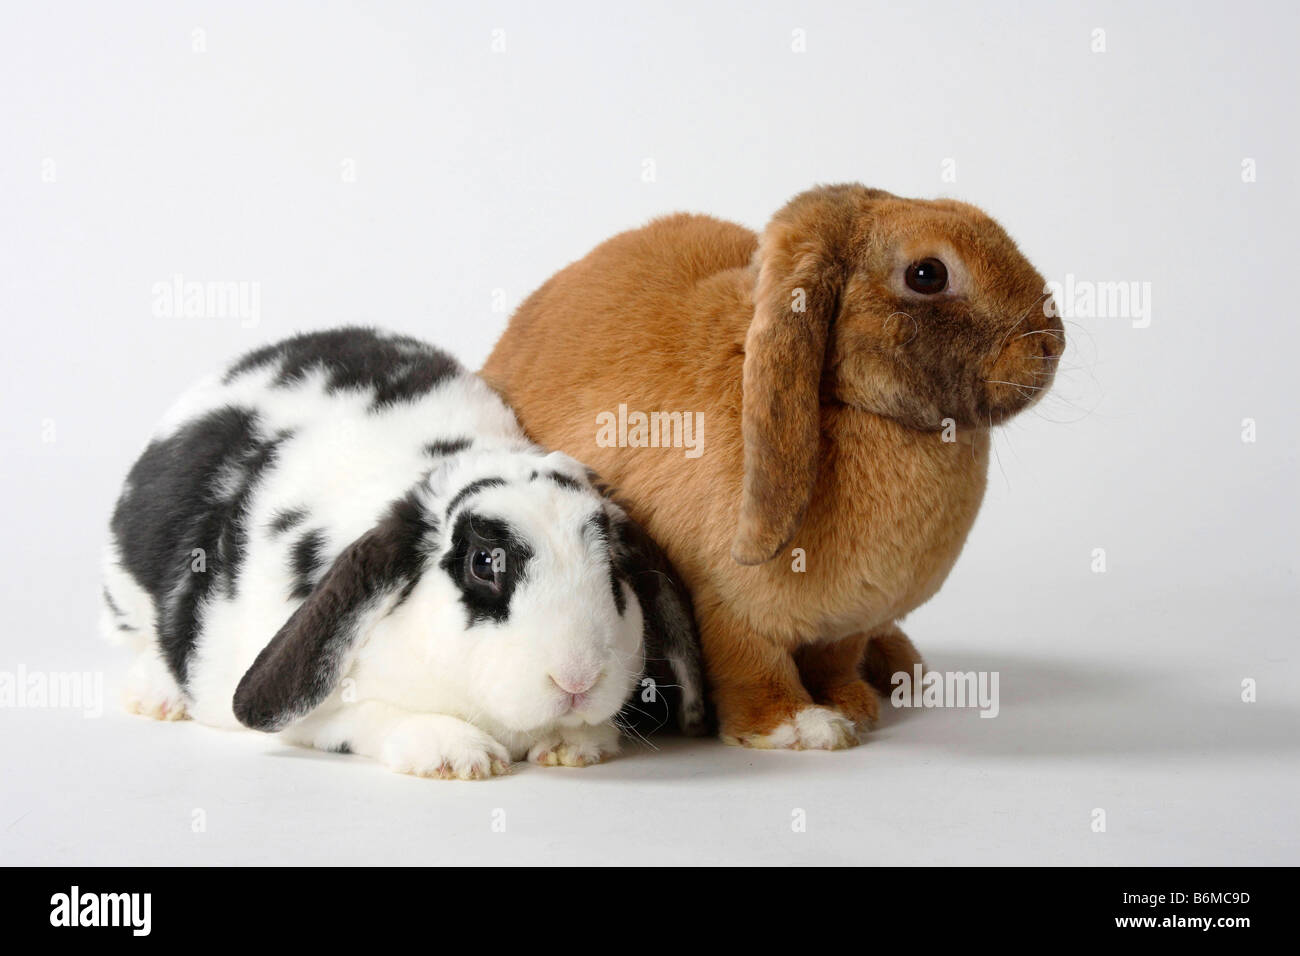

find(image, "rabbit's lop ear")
[605,503,709,736]
[733,187,856,566]
[233,496,432,732]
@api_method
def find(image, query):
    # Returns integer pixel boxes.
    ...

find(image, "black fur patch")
[215,430,294,601]
[438,512,533,626]
[289,529,327,600]
[268,507,308,536]
[444,476,506,518]
[545,471,585,493]
[388,488,439,609]
[585,511,626,615]
[233,492,435,733]
[585,510,611,538]
[224,327,461,410]
[424,437,472,457]
[110,406,292,686]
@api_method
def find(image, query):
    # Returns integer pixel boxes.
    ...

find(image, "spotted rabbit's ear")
[732,186,858,566]
[233,495,433,732]
[605,501,709,737]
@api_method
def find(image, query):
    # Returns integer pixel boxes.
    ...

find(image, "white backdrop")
[2,0,1296,865]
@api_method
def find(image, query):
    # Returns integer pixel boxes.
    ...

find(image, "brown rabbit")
[482,184,1063,749]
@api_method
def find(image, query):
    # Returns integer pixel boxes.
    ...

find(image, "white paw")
[381,717,511,781]
[123,651,188,721]
[124,691,188,721]
[725,706,859,751]
[529,723,620,768]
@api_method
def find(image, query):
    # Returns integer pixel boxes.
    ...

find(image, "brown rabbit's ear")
[732,188,856,566]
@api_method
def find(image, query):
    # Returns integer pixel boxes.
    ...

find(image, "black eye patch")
[438,512,534,626]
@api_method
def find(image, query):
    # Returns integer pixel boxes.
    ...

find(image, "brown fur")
[483,184,1063,747]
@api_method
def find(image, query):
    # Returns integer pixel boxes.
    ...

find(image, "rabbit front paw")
[724,705,859,750]
[381,716,512,780]
[528,723,620,767]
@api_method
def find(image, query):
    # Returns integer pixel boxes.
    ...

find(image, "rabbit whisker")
[613,711,661,749]
[989,410,1009,490]
[985,379,1044,392]
[1015,329,1064,342]
[999,291,1052,348]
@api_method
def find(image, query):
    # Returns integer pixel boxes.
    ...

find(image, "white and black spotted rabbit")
[101,328,706,779]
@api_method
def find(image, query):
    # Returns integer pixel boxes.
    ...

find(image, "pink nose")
[550,672,598,695]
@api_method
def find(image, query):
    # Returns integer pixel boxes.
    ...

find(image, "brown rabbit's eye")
[905,258,949,295]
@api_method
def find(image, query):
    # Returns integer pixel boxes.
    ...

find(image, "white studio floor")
[4,584,1294,867]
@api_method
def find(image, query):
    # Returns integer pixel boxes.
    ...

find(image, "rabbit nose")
[549,671,599,695]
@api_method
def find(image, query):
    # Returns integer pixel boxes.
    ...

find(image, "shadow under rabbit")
[876,649,1298,759]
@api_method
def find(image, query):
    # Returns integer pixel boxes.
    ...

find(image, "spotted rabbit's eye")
[470,549,496,584]
[905,258,949,295]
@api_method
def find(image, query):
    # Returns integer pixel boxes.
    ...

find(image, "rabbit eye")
[441,512,533,625]
[470,549,497,584]
[905,258,949,295]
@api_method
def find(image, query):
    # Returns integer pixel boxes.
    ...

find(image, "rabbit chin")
[476,657,639,738]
